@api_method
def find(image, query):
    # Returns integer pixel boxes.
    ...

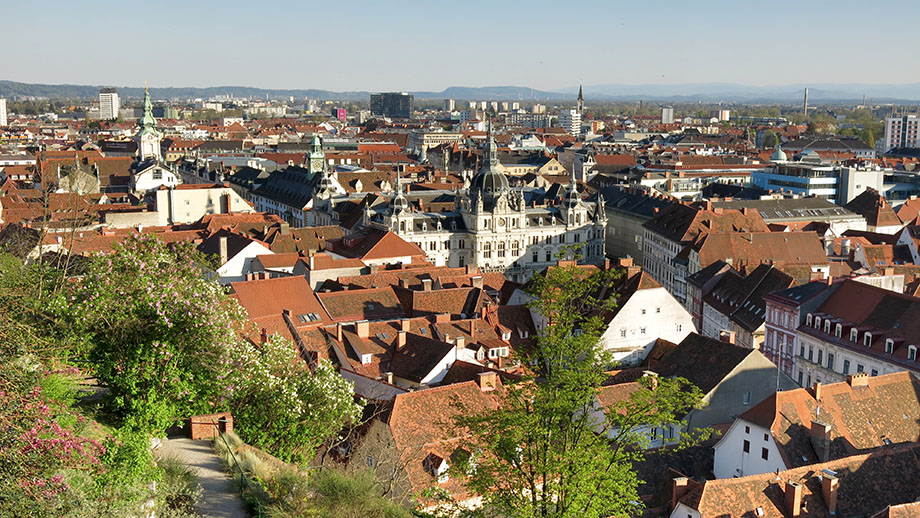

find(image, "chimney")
[476,371,498,392]
[399,278,409,289]
[260,328,268,344]
[335,322,343,341]
[813,382,823,401]
[401,318,411,332]
[219,235,228,264]
[847,372,869,388]
[455,335,466,348]
[435,313,450,323]
[719,330,736,345]
[385,371,394,384]
[422,278,433,291]
[279,222,291,235]
[784,481,803,518]
[671,477,690,510]
[469,320,476,337]
[883,267,894,277]
[471,275,484,289]
[642,370,659,390]
[618,257,634,267]
[810,420,831,446]
[397,330,407,347]
[821,472,839,515]
[355,320,369,338]
[369,263,380,274]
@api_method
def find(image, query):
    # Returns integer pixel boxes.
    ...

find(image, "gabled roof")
[643,204,770,244]
[231,275,331,324]
[652,333,754,395]
[317,286,405,322]
[197,229,267,264]
[844,188,902,229]
[326,228,426,261]
[694,231,827,271]
[682,444,920,518]
[388,380,503,502]
[739,372,920,469]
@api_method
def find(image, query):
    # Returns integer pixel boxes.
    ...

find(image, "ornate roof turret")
[469,121,510,198]
[565,165,580,206]
[391,174,410,214]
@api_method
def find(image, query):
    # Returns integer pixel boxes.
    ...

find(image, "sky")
[5,0,920,92]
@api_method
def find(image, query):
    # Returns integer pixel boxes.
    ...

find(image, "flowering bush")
[228,335,363,464]
[75,234,247,432]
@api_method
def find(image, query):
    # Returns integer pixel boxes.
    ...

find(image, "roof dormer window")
[806,313,813,326]
[823,320,831,334]
[885,339,894,354]
[863,332,873,347]
[851,328,859,342]
[814,316,821,329]
[835,324,842,338]
[361,353,372,365]
[910,345,918,361]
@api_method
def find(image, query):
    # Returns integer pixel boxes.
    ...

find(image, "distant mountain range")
[2,79,919,103]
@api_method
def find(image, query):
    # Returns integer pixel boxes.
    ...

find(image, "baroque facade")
[366,124,607,282]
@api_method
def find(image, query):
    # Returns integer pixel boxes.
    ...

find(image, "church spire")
[577,83,585,115]
[136,84,161,161]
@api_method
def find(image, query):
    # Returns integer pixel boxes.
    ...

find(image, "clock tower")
[307,134,325,175]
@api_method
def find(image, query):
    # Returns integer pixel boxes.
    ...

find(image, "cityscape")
[4,2,920,518]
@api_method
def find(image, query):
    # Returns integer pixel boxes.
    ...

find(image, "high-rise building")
[369,92,413,119]
[0,98,7,127]
[884,115,920,151]
[558,109,582,136]
[99,87,120,120]
[661,107,674,124]
[443,98,455,111]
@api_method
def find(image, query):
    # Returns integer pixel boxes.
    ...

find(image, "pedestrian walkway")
[158,437,249,518]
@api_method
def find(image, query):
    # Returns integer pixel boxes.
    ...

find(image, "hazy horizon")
[7,0,920,92]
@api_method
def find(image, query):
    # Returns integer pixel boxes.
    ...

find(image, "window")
[835,324,842,338]
[745,425,750,434]
[365,456,375,468]
[641,309,647,315]
[857,364,864,373]
[806,314,813,326]
[824,320,831,334]
[656,307,661,314]
[827,353,834,370]
[814,317,821,329]
[640,327,647,335]
[743,440,750,453]
[807,348,813,361]
[532,251,539,262]
[910,346,917,361]
[152,170,163,180]
[763,433,769,441]
[843,359,851,374]
[817,350,823,365]
[761,448,769,460]
[497,242,505,258]
[620,329,627,338]
[851,328,859,342]
[871,368,878,376]
[886,339,894,353]
[797,371,803,385]
[864,332,873,346]
[743,392,751,405]
[676,323,682,333]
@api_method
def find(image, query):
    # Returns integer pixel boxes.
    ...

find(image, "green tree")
[453,260,705,518]
[762,130,779,149]
[228,335,363,464]
[75,234,245,432]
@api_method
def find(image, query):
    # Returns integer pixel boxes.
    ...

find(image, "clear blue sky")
[6,0,919,92]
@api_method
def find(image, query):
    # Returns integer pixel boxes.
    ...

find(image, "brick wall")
[188,412,233,440]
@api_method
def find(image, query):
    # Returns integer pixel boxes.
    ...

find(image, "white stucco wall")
[599,287,696,366]
[713,418,786,479]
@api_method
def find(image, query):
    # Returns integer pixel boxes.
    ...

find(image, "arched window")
[835,324,842,338]
[824,320,831,334]
[850,328,859,342]
[863,332,873,347]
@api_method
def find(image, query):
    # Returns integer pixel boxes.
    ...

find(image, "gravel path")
[158,437,249,518]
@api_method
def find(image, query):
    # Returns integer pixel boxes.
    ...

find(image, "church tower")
[136,86,161,161]
[576,84,585,116]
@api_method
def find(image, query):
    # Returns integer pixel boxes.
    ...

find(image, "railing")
[209,419,267,517]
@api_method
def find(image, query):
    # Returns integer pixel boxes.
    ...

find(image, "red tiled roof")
[231,276,331,324]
